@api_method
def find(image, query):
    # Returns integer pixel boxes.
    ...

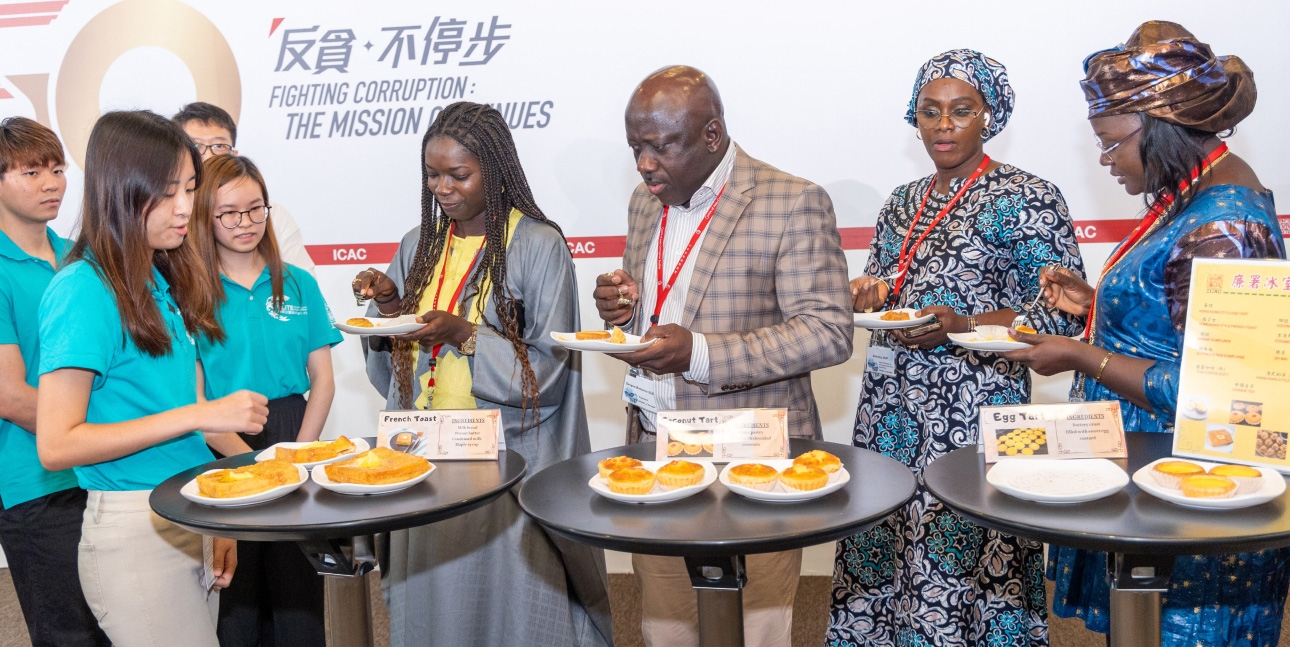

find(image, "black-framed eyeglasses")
[217,205,270,229]
[193,143,233,155]
[913,107,984,129]
[1095,127,1141,161]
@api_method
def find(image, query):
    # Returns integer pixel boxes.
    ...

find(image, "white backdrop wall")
[2,0,1287,574]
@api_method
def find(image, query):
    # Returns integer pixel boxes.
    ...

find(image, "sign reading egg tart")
[605,467,657,495]
[276,436,357,463]
[324,447,431,485]
[656,460,704,489]
[779,464,828,491]
[727,463,779,491]
[792,450,841,474]
[198,459,300,498]
[598,456,643,480]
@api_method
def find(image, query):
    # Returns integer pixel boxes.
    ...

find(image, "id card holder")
[622,367,659,415]
[866,345,897,377]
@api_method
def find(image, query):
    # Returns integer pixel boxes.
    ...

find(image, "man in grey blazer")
[594,65,853,647]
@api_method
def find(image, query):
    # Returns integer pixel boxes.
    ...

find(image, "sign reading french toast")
[979,402,1126,463]
[654,409,789,462]
[1172,259,1290,473]
[376,409,502,460]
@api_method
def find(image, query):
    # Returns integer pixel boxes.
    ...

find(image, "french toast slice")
[324,447,430,485]
[275,436,356,463]
[197,459,300,498]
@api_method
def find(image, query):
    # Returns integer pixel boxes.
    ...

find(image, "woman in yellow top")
[351,102,610,647]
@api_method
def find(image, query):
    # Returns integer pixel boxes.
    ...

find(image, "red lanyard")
[652,184,727,325]
[427,221,485,388]
[890,155,990,299]
[1083,142,1229,339]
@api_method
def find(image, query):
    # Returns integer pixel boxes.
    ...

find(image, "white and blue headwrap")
[905,49,1015,141]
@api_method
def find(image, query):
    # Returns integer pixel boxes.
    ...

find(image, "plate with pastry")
[1204,424,1235,453]
[853,309,935,330]
[1132,458,1285,510]
[947,325,1031,352]
[588,458,717,503]
[1181,396,1210,421]
[255,436,370,468]
[333,315,424,336]
[986,458,1128,504]
[719,455,851,502]
[311,447,435,495]
[550,326,657,352]
[182,460,308,507]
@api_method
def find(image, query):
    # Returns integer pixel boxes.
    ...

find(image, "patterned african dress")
[1049,185,1290,646]
[828,164,1085,647]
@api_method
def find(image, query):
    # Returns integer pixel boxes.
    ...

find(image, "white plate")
[254,438,370,468]
[948,326,1031,352]
[588,460,717,504]
[719,459,851,502]
[853,309,935,330]
[334,315,424,336]
[180,464,309,507]
[1180,397,1211,421]
[986,458,1128,504]
[549,331,658,352]
[1132,458,1287,510]
[310,461,435,495]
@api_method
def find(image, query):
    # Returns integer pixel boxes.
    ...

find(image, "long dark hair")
[190,155,291,310]
[64,110,224,354]
[1137,113,1218,219]
[391,102,563,429]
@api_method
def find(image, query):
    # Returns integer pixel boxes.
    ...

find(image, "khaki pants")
[633,549,801,647]
[79,490,219,647]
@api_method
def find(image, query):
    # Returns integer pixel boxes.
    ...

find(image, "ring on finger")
[617,297,632,306]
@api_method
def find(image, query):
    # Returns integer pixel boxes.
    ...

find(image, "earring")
[916,131,923,141]
[980,129,989,140]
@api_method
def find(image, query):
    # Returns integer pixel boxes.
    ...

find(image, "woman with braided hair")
[353,101,611,647]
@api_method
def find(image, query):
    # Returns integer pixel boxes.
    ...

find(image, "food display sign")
[375,410,502,460]
[979,402,1126,463]
[654,409,789,462]
[1173,258,1290,473]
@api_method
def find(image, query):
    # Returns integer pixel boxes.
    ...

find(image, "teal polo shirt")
[0,228,78,506]
[198,264,341,401]
[39,260,214,491]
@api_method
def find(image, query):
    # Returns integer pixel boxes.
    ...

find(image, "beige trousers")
[633,549,801,647]
[79,490,219,647]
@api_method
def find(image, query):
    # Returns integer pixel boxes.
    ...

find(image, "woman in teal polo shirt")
[190,154,340,646]
[34,110,269,647]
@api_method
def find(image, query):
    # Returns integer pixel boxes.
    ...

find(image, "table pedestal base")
[299,537,378,647]
[685,555,747,647]
[1107,553,1172,647]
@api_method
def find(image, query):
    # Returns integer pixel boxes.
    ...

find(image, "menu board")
[1173,259,1290,472]
[654,409,789,462]
[978,402,1126,463]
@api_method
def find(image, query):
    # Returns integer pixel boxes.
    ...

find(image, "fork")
[1011,288,1048,330]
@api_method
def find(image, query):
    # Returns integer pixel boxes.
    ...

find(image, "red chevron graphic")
[0,0,68,28]
[269,17,284,37]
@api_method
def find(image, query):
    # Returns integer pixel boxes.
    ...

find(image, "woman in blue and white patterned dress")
[828,50,1085,647]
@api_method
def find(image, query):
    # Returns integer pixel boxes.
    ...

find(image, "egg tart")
[1208,464,1263,494]
[793,450,842,474]
[779,464,828,491]
[656,460,705,489]
[727,463,779,491]
[605,467,656,495]
[1179,474,1237,499]
[1150,460,1205,489]
[598,456,643,480]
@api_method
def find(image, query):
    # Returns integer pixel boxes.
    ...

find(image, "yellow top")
[413,209,523,411]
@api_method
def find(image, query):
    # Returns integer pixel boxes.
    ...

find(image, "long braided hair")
[391,102,563,431]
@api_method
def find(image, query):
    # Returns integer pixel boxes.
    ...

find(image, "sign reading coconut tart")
[979,402,1126,463]
[1172,258,1290,473]
[376,409,502,460]
[654,409,789,462]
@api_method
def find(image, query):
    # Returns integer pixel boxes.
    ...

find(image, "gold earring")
[916,130,923,141]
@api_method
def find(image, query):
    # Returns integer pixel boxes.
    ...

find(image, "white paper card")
[978,402,1126,463]
[376,409,501,460]
[655,409,789,462]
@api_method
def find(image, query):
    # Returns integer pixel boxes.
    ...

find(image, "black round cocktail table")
[151,439,526,647]
[518,439,916,647]
[925,431,1290,647]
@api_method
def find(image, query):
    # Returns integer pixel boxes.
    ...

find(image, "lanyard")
[890,155,990,299]
[427,221,485,388]
[651,183,727,325]
[1083,142,1229,340]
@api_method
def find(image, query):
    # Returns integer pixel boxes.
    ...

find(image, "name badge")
[622,367,659,415]
[866,346,897,377]
[655,409,789,462]
[376,409,502,460]
[979,402,1126,463]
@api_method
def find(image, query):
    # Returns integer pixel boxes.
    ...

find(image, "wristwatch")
[459,324,478,356]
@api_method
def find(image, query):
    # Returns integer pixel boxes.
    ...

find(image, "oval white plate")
[550,331,657,352]
[588,460,717,504]
[1132,458,1287,510]
[310,461,435,495]
[719,459,851,502]
[853,309,935,330]
[947,331,1030,352]
[181,464,309,507]
[986,458,1128,504]
[334,315,424,336]
[254,438,370,468]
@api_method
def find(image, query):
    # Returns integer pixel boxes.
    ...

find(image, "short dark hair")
[0,117,66,176]
[171,102,237,146]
